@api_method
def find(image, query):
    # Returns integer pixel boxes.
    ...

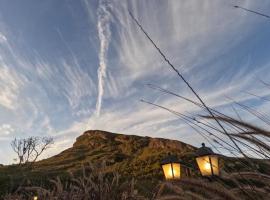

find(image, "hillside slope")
[35,130,196,178]
[1,130,269,197]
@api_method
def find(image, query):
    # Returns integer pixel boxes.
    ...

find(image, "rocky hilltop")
[2,130,268,196]
[36,130,196,178]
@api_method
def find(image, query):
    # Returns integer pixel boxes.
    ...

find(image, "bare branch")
[10,136,54,165]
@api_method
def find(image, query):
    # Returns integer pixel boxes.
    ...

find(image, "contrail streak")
[95,0,111,116]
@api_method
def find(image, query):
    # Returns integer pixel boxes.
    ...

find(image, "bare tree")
[11,136,54,164]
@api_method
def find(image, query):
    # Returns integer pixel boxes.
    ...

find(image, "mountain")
[0,130,198,196]
[35,130,197,178]
[1,130,269,197]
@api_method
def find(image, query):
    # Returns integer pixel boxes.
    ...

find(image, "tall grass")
[4,9,270,200]
[4,162,144,200]
[130,12,270,198]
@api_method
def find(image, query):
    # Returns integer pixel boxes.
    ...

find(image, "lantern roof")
[196,143,216,157]
[161,154,183,165]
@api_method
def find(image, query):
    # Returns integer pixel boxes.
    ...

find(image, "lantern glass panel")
[196,155,219,176]
[162,163,181,180]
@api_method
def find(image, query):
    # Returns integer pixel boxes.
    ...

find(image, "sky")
[0,0,270,164]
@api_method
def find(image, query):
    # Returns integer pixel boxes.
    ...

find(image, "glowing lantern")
[161,155,182,180]
[196,143,219,177]
[33,196,38,200]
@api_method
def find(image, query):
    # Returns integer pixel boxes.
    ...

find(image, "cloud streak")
[95,0,111,116]
[0,0,270,164]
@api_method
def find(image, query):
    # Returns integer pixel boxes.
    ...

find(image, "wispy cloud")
[49,0,270,156]
[0,0,270,164]
[0,32,7,43]
[0,124,14,136]
[0,65,26,109]
[95,0,111,116]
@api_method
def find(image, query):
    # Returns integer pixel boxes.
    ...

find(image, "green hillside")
[1,130,269,199]
[35,130,196,177]
[0,130,197,195]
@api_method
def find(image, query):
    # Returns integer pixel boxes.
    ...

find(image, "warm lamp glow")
[196,155,219,176]
[195,143,220,177]
[33,196,38,200]
[161,155,182,180]
[204,162,211,170]
[162,163,181,180]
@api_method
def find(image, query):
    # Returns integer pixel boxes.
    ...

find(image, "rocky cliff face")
[37,130,196,178]
[74,130,194,152]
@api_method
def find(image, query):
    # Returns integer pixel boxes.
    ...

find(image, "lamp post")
[161,154,182,180]
[195,143,219,177]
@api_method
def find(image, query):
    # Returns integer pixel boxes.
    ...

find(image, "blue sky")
[0,0,270,164]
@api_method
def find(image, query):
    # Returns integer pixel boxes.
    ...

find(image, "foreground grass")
[1,157,270,200]
[2,115,270,199]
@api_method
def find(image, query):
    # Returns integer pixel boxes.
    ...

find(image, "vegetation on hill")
[36,130,196,177]
[0,130,196,197]
[1,129,270,199]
